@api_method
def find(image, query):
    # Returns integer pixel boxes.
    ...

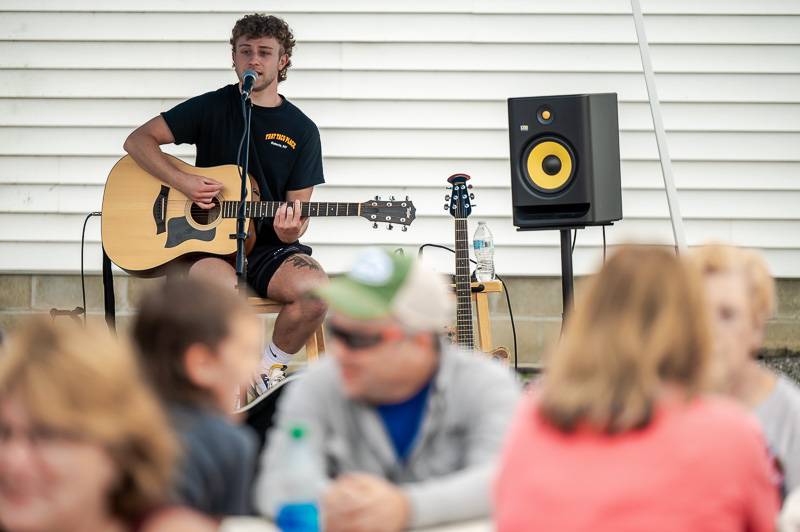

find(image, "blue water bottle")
[275,425,320,531]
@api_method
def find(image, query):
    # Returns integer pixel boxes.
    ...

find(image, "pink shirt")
[494,394,779,532]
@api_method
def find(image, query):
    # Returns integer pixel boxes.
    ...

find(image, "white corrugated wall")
[1,0,799,277]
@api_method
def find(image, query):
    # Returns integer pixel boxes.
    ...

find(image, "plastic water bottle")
[473,221,495,281]
[275,424,320,532]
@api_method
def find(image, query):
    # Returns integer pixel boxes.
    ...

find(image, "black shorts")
[246,243,313,297]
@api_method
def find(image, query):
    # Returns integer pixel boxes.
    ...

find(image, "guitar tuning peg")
[387,224,394,230]
[467,184,473,189]
[405,195,409,201]
[372,222,378,229]
[470,193,475,200]
[445,195,450,201]
[401,226,408,232]
[375,195,381,201]
[390,195,396,201]
[443,205,449,210]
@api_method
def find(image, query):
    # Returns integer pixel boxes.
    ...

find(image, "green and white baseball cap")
[314,248,453,332]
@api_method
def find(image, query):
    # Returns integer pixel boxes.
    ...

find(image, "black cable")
[236,120,247,182]
[236,95,258,184]
[417,243,471,262]
[417,243,520,373]
[236,95,252,217]
[494,273,518,373]
[602,225,607,263]
[81,211,102,325]
[571,229,577,254]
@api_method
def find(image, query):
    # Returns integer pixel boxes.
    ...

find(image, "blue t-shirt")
[376,381,433,461]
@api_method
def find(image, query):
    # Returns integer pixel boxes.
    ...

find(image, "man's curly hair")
[230,13,296,83]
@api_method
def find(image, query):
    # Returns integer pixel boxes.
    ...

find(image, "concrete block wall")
[486,276,800,365]
[2,274,798,369]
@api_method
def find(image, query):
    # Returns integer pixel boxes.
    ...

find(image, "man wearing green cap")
[255,248,521,530]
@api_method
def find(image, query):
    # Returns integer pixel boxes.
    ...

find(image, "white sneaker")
[245,364,288,405]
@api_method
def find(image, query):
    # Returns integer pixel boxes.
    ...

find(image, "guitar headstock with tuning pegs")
[445,174,475,219]
[361,195,415,231]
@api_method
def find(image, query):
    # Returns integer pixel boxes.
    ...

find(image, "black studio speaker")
[508,93,622,230]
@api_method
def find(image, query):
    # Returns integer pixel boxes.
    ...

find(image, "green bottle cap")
[289,424,307,440]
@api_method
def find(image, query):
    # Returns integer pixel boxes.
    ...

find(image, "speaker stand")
[559,229,574,327]
[517,225,582,330]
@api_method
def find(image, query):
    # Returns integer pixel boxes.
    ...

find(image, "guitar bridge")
[152,185,169,234]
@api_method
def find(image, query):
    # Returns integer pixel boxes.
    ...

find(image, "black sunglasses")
[326,323,388,350]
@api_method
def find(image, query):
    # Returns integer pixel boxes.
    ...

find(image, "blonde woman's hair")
[0,317,178,522]
[539,246,711,433]
[689,243,776,326]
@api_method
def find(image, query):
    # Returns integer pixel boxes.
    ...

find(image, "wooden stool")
[248,297,325,361]
[471,280,503,353]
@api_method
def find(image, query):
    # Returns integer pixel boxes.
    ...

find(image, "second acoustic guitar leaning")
[445,172,509,361]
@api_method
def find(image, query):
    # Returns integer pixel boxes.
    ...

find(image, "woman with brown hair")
[132,277,262,517]
[493,246,779,531]
[0,317,215,532]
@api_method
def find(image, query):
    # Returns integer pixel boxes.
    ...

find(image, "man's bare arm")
[123,116,222,209]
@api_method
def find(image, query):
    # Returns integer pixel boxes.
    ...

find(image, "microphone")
[241,69,258,99]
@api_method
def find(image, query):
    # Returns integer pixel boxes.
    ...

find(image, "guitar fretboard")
[454,217,474,350]
[221,201,361,218]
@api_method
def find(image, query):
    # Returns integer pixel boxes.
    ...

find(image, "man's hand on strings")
[274,199,308,243]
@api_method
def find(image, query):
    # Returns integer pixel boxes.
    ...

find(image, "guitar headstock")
[446,173,474,219]
[360,196,416,231]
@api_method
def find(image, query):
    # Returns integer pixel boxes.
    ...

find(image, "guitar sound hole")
[189,198,221,227]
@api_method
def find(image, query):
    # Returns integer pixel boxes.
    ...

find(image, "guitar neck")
[221,201,361,219]
[454,217,474,350]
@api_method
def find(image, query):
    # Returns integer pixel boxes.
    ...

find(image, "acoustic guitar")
[446,173,509,360]
[101,154,416,275]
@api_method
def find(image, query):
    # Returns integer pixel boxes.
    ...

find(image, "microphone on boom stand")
[241,69,258,100]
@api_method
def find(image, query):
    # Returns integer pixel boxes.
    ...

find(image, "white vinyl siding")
[1,1,798,276]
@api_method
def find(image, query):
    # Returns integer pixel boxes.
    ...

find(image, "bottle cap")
[289,424,308,440]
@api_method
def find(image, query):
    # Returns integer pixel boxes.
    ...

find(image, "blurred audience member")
[133,278,261,517]
[256,248,521,531]
[0,317,214,532]
[494,246,779,531]
[780,488,800,532]
[692,244,800,493]
[781,488,800,532]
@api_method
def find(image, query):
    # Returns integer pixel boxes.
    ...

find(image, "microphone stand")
[235,92,253,297]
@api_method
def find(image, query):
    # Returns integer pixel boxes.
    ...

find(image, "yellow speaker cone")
[526,140,573,191]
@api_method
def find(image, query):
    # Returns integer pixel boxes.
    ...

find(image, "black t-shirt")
[161,84,325,247]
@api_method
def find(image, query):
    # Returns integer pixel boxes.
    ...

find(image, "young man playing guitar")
[123,13,327,403]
